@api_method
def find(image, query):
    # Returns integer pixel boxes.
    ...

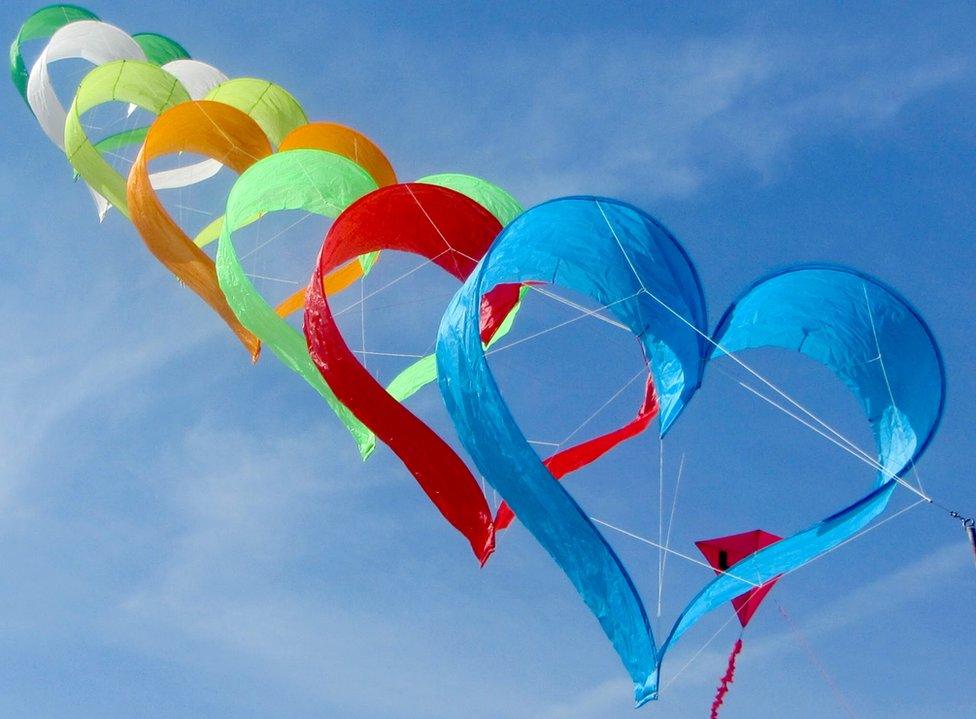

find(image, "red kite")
[696,529,782,718]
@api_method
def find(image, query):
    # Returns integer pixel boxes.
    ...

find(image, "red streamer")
[710,637,743,719]
[494,375,658,531]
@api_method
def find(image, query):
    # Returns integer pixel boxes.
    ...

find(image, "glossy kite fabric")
[127,100,274,359]
[695,530,783,628]
[26,19,143,148]
[436,199,946,704]
[65,60,191,217]
[123,77,305,353]
[437,196,709,703]
[216,149,379,456]
[304,182,508,564]
[83,57,228,187]
[659,266,945,661]
[153,59,225,101]
[417,173,523,226]
[118,60,229,193]
[379,173,525,404]
[680,267,947,708]
[130,32,189,65]
[271,122,399,317]
[191,121,395,256]
[269,171,520,326]
[9,4,99,103]
[67,67,292,222]
[126,74,303,208]
[204,78,308,147]
[22,17,217,219]
[712,265,945,478]
[121,58,227,124]
[374,173,658,459]
[128,105,402,359]
[279,123,397,187]
[26,19,146,217]
[304,186,664,560]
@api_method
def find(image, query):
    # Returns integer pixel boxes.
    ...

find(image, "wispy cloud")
[114,420,545,719]
[489,36,967,202]
[540,677,635,719]
[0,278,221,497]
[345,24,968,204]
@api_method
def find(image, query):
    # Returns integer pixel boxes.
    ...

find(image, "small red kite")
[696,529,782,718]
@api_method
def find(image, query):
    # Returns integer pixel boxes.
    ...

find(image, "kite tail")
[709,637,744,719]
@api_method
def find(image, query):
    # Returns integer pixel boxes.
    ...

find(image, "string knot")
[949,510,974,528]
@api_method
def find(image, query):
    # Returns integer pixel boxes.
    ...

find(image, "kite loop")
[947,511,974,527]
[947,511,976,568]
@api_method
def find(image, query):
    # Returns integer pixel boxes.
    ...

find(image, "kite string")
[238,211,314,261]
[602,496,925,693]
[359,350,426,359]
[405,184,457,259]
[657,437,665,617]
[486,292,642,356]
[172,203,214,217]
[354,290,458,314]
[727,372,930,502]
[528,285,630,332]
[779,498,926,580]
[557,365,646,447]
[644,279,889,476]
[224,145,969,559]
[195,99,265,164]
[588,206,930,498]
[663,610,740,690]
[333,251,448,319]
[776,601,861,719]
[591,207,969,545]
[244,272,300,285]
[360,261,367,369]
[159,108,966,581]
[659,452,686,602]
[618,259,946,510]
[463,232,966,580]
[861,281,926,494]
[329,257,648,452]
[502,272,955,526]
[589,517,762,588]
[594,200,649,294]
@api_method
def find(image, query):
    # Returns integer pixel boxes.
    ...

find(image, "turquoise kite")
[436,197,944,705]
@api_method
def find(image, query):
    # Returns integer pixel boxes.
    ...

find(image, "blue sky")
[2,1,974,717]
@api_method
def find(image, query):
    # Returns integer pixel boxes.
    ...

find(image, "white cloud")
[501,37,967,202]
[113,419,545,719]
[370,28,968,204]
[540,677,635,719]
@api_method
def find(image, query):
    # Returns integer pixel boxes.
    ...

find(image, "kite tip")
[476,531,496,567]
[633,674,659,707]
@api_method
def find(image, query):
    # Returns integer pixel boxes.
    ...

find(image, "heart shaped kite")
[303,186,665,563]
[435,196,944,704]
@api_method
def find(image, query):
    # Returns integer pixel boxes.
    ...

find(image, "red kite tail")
[710,637,743,719]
